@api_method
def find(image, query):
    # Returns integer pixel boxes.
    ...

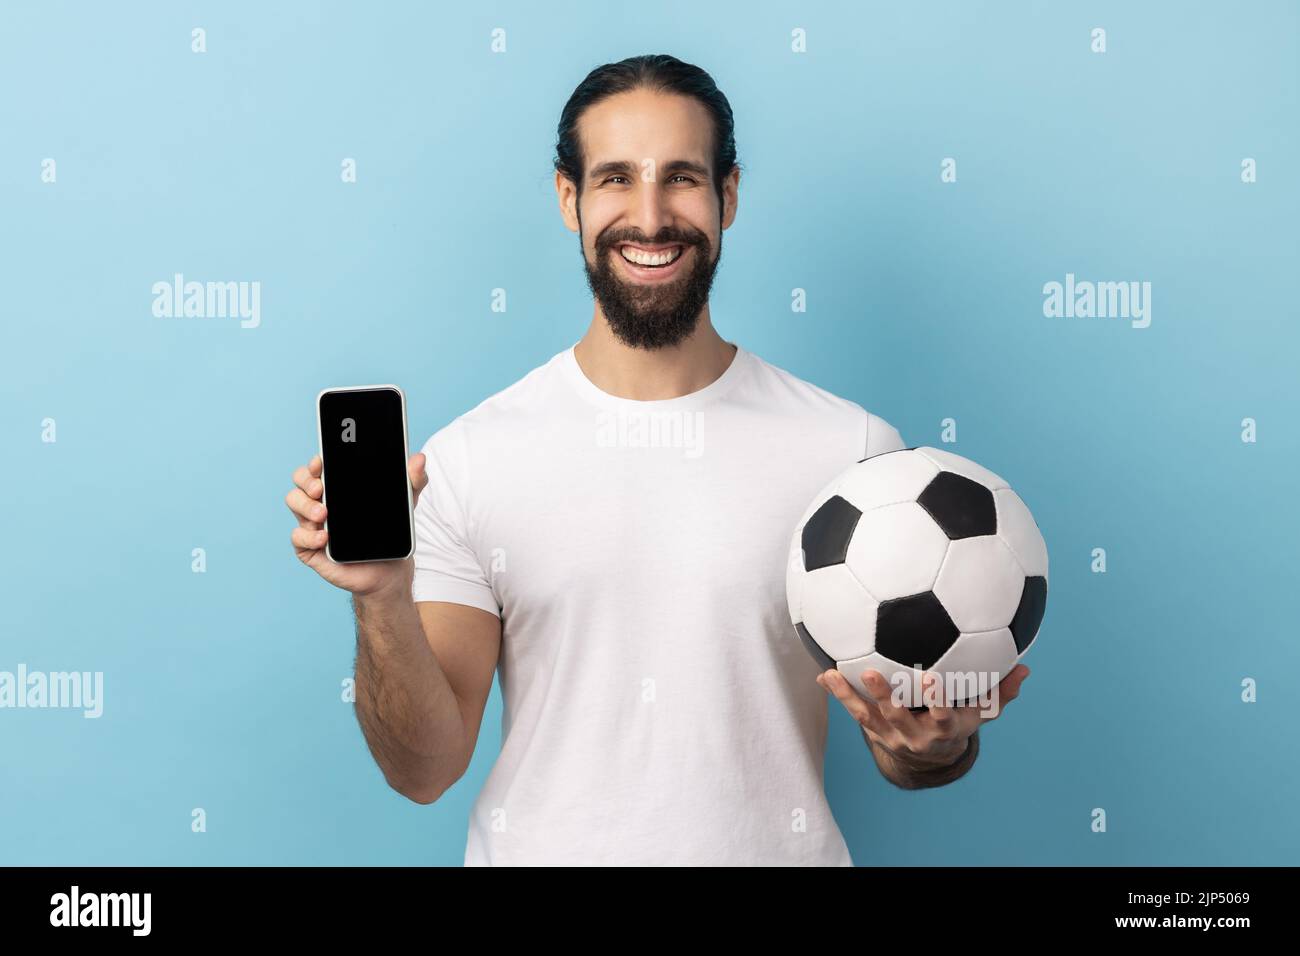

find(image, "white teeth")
[619,245,682,267]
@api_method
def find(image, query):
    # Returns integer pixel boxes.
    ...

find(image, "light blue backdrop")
[2,0,1296,865]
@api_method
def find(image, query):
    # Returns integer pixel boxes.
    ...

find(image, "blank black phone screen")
[318,387,413,563]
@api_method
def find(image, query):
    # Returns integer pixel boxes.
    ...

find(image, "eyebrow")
[587,159,711,182]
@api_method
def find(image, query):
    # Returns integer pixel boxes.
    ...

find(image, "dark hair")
[554,54,740,210]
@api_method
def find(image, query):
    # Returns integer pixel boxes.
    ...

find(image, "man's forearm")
[864,727,979,790]
[352,588,465,803]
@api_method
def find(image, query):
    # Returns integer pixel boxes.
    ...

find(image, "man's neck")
[573,313,737,401]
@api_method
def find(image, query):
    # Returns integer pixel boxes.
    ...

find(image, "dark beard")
[580,217,722,350]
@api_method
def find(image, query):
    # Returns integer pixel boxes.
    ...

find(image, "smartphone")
[315,385,415,563]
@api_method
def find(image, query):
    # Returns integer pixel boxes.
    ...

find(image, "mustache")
[597,232,704,250]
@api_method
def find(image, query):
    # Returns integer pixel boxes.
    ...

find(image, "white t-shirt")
[411,341,906,865]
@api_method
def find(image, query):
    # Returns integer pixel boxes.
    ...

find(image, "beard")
[579,214,723,351]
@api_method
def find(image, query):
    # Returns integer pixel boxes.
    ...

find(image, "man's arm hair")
[863,726,980,791]
[352,588,501,804]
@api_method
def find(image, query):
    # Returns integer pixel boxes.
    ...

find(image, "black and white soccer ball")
[786,447,1048,707]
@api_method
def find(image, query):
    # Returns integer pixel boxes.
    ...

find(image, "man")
[285,54,1029,865]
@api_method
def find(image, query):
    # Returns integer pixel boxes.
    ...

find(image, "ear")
[720,165,740,231]
[556,171,580,234]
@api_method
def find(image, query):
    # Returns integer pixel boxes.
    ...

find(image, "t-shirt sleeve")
[865,411,906,458]
[410,421,501,618]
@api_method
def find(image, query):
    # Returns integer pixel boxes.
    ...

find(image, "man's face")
[561,89,736,350]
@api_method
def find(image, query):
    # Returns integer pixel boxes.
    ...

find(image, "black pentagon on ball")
[917,471,997,540]
[801,494,861,571]
[1009,575,1048,653]
[794,622,837,673]
[875,591,960,670]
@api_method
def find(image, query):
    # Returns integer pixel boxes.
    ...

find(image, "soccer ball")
[786,447,1048,707]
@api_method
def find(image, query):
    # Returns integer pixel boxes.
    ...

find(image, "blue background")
[2,0,1296,865]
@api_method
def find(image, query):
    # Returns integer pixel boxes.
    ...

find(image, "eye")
[601,174,697,185]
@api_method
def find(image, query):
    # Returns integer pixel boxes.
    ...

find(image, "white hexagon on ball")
[844,501,949,601]
[799,564,879,662]
[932,535,1025,633]
[836,449,940,515]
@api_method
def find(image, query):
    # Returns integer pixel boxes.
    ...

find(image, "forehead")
[577,88,713,167]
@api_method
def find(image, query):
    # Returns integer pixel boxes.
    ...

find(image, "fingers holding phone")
[286,385,428,599]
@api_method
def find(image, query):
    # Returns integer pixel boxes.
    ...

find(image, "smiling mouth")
[616,243,685,268]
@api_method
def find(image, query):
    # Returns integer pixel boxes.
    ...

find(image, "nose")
[626,176,676,242]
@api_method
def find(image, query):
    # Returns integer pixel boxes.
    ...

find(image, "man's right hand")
[286,452,429,599]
